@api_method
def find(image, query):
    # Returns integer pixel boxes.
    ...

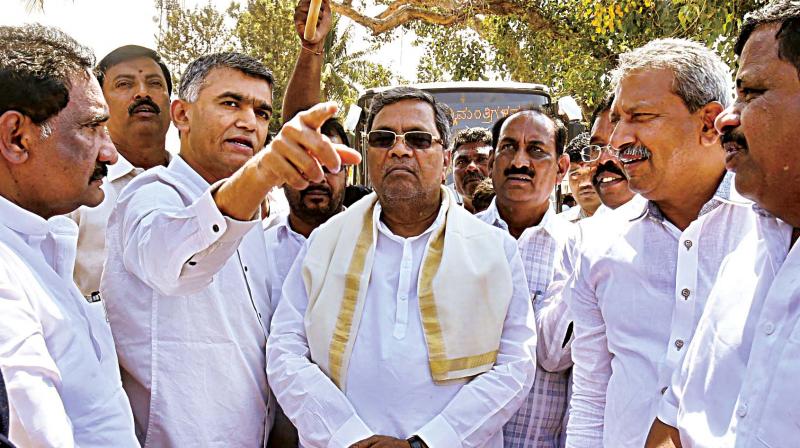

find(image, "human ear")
[0,111,34,165]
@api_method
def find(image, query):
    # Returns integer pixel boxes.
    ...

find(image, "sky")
[2,0,425,82]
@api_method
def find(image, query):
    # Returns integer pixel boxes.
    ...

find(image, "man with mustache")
[646,2,800,446]
[69,45,172,304]
[585,95,638,212]
[267,86,536,447]
[565,39,758,448]
[0,25,138,446]
[560,132,602,222]
[477,107,577,446]
[451,127,492,213]
[100,51,360,446]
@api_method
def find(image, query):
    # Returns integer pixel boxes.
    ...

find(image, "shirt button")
[188,260,197,266]
[400,295,407,301]
[764,322,775,335]
[683,240,693,250]
[661,387,668,395]
[675,339,685,350]
[244,265,249,272]
[212,224,220,232]
[681,288,691,299]
[736,403,748,418]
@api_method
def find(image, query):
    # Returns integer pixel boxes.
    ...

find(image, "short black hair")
[451,127,492,154]
[178,52,274,102]
[590,93,615,129]
[490,105,568,156]
[566,132,591,163]
[367,86,453,148]
[321,117,350,147]
[735,1,800,75]
[96,45,173,96]
[0,24,94,124]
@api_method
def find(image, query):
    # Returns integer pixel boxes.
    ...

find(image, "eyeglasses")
[367,130,443,150]
[579,144,618,163]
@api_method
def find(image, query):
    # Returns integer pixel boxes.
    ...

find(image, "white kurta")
[565,174,757,448]
[0,196,137,448]
[267,201,537,448]
[659,208,799,447]
[101,155,273,447]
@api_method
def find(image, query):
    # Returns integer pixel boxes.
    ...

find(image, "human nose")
[387,135,413,158]
[98,127,118,165]
[235,107,258,132]
[609,119,635,153]
[715,105,740,135]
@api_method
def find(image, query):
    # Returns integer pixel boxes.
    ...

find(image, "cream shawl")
[302,187,513,390]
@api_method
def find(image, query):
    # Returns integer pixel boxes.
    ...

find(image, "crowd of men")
[0,0,798,446]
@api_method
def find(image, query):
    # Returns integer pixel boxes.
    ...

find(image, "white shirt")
[101,155,273,447]
[0,196,137,448]
[267,201,537,448]
[69,154,144,298]
[658,209,798,447]
[565,174,757,448]
[263,214,306,310]
[478,200,576,447]
[557,206,589,223]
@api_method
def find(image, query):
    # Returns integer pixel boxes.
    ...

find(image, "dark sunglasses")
[367,130,443,150]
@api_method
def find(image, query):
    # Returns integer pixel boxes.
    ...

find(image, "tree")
[331,0,767,109]
[156,0,399,129]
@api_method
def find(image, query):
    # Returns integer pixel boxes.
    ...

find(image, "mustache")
[301,184,332,197]
[503,165,534,178]
[593,160,627,184]
[128,97,161,116]
[618,144,652,162]
[462,171,485,184]
[90,162,108,183]
[721,129,749,152]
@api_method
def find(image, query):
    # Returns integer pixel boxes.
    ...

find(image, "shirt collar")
[481,198,509,231]
[171,155,211,190]
[0,194,49,238]
[639,171,745,222]
[107,153,140,183]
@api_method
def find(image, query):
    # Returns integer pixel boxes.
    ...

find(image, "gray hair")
[178,52,274,103]
[367,86,453,149]
[611,38,733,111]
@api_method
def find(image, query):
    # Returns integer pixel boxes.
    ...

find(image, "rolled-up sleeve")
[116,182,257,296]
[415,237,537,448]
[0,271,73,448]
[266,243,374,448]
[565,251,608,447]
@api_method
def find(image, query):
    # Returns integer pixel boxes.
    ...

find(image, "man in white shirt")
[584,94,637,212]
[267,86,537,448]
[565,38,757,448]
[264,117,348,307]
[101,50,361,446]
[70,45,172,301]
[451,127,492,214]
[646,2,800,446]
[0,24,138,447]
[560,132,601,223]
[476,106,576,447]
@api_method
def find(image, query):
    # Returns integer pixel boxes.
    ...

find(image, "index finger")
[298,101,339,130]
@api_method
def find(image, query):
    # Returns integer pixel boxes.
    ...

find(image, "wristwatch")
[407,435,428,448]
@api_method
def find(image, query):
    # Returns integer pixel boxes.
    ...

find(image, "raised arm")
[282,0,332,123]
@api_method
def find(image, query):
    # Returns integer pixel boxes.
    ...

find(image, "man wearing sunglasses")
[560,132,602,223]
[451,127,492,214]
[267,86,536,448]
[477,106,577,447]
